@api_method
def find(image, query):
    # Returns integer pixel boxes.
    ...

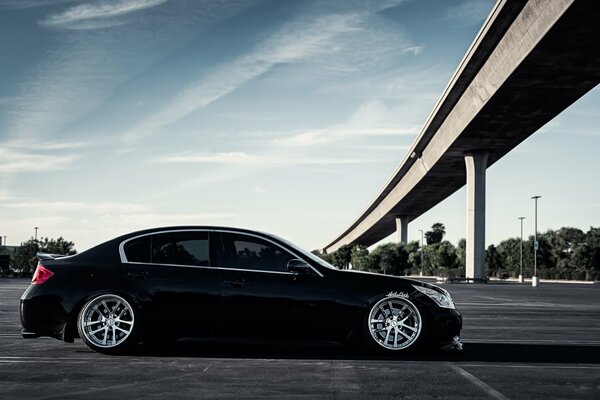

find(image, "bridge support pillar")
[396,215,410,244]
[465,152,488,282]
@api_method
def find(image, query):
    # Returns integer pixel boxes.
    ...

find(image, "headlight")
[412,285,455,309]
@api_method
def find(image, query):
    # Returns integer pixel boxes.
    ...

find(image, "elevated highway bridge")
[324,0,600,280]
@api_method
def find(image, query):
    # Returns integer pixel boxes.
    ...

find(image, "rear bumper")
[20,285,73,342]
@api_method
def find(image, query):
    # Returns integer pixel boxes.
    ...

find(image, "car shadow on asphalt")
[123,340,600,364]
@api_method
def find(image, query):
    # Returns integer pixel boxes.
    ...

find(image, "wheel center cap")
[391,320,398,328]
[107,318,115,326]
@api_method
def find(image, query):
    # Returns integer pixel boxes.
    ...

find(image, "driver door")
[214,231,335,342]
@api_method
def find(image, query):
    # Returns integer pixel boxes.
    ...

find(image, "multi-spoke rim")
[368,297,422,351]
[79,294,135,349]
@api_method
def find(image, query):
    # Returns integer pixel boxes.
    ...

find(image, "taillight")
[32,263,54,285]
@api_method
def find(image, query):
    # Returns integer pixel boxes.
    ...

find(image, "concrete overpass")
[324,0,600,280]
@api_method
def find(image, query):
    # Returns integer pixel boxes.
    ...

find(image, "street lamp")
[419,229,424,277]
[34,227,39,241]
[531,196,541,287]
[518,217,526,283]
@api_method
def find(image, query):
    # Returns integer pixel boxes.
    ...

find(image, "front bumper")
[441,336,463,351]
[429,308,462,348]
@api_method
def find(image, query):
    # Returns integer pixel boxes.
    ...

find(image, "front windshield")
[271,234,338,270]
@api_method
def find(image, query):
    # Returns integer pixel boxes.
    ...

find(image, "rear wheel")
[77,294,139,354]
[365,296,423,352]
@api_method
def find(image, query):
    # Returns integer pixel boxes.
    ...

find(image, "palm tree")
[425,223,446,245]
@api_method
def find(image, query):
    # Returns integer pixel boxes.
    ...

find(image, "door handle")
[223,279,250,288]
[126,270,148,280]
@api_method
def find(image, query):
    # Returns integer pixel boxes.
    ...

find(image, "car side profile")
[20,226,462,354]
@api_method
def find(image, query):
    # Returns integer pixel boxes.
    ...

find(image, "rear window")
[123,236,151,263]
[123,231,210,266]
[152,231,209,267]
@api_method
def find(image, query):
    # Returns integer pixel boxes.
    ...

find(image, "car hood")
[328,268,439,292]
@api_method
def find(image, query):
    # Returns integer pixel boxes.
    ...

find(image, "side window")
[123,236,151,263]
[152,232,209,267]
[219,233,295,272]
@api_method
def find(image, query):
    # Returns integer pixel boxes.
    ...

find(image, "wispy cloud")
[400,46,423,56]
[5,139,95,151]
[273,100,420,147]
[445,0,492,26]
[1,200,147,213]
[123,13,362,142]
[0,197,238,249]
[0,0,74,9]
[6,1,254,142]
[40,0,167,29]
[100,212,238,226]
[155,151,371,166]
[0,199,236,222]
[0,147,77,174]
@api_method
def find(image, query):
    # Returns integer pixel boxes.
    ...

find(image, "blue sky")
[1,0,598,252]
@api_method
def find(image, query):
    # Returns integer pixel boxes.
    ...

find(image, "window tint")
[220,233,295,272]
[152,232,209,266]
[124,236,151,263]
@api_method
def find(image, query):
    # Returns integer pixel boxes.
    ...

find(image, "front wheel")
[77,294,139,354]
[365,296,423,352]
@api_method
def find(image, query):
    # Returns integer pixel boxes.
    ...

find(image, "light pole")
[531,196,541,287]
[34,227,39,241]
[518,217,525,283]
[419,229,424,277]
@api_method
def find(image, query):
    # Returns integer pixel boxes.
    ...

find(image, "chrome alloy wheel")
[368,297,422,351]
[79,294,135,349]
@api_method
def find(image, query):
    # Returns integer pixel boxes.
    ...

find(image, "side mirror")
[287,259,311,275]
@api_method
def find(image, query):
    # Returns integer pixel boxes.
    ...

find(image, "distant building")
[0,245,19,253]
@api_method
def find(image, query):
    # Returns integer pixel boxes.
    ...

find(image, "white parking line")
[450,364,511,400]
[0,356,103,361]
[462,338,600,345]
[458,363,600,370]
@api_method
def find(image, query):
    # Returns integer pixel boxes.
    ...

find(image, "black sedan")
[20,226,462,354]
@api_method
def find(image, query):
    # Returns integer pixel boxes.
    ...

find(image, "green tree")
[331,244,353,269]
[11,236,77,274]
[12,239,41,273]
[395,243,410,276]
[496,237,522,277]
[371,243,408,275]
[425,241,457,277]
[404,240,421,275]
[425,223,446,245]
[370,243,401,275]
[456,238,466,269]
[570,227,600,280]
[486,244,504,278]
[40,237,76,256]
[313,249,336,268]
[350,245,373,271]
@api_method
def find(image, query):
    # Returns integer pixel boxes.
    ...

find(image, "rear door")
[120,230,220,339]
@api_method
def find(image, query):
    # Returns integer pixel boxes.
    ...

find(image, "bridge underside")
[325,0,600,255]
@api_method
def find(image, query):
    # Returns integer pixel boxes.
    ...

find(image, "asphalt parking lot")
[1,278,599,399]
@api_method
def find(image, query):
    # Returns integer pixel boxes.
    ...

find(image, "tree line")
[314,223,600,281]
[0,237,76,276]
[2,225,599,281]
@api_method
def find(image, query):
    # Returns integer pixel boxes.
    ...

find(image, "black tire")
[363,296,424,353]
[77,294,140,354]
